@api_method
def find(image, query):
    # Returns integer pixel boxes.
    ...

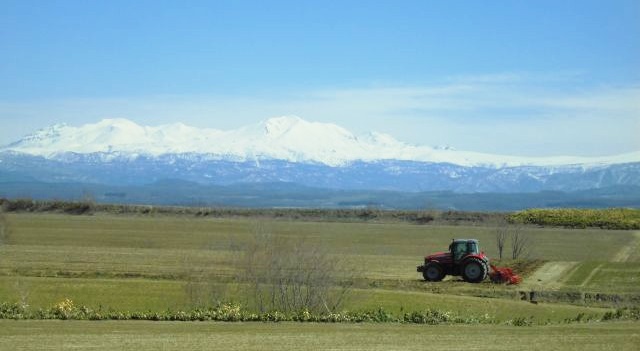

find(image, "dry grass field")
[0,211,638,349]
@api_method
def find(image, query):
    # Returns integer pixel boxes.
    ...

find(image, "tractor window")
[467,241,479,254]
[453,242,467,261]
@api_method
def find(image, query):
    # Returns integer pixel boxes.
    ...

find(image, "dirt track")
[523,231,639,289]
[522,261,579,289]
[612,231,640,262]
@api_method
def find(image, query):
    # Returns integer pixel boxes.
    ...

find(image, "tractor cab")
[449,239,479,263]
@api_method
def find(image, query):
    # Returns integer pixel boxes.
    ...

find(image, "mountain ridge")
[2,117,638,199]
[0,152,638,193]
[4,116,639,168]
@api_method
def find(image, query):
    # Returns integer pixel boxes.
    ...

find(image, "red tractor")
[417,239,488,283]
[417,239,521,284]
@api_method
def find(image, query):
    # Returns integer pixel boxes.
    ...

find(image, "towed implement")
[416,239,521,284]
[489,264,522,285]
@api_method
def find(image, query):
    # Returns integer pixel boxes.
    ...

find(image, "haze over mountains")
[1,117,639,209]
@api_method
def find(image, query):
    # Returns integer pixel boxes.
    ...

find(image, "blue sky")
[1,0,638,156]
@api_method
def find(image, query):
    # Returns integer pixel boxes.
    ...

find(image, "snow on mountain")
[3,116,639,167]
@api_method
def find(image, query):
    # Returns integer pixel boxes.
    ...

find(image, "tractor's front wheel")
[423,262,445,282]
[462,258,488,283]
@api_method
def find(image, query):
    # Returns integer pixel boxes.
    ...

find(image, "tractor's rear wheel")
[423,262,445,282]
[462,258,487,283]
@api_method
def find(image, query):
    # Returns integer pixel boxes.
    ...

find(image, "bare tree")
[182,249,238,308]
[184,269,231,308]
[0,209,8,245]
[510,225,531,259]
[14,278,31,306]
[495,219,508,260]
[239,222,352,313]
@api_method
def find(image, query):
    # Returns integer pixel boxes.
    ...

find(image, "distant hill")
[1,177,638,211]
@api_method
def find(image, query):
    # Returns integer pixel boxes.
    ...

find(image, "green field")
[0,276,613,322]
[0,320,638,351]
[2,213,634,279]
[0,211,639,348]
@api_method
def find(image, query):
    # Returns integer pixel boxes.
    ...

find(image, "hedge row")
[0,198,505,225]
[0,300,489,324]
[2,300,638,325]
[509,208,640,230]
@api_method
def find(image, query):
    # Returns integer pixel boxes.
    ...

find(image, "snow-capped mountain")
[1,116,639,199]
[4,116,639,167]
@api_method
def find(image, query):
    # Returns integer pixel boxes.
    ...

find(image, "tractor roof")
[452,239,478,243]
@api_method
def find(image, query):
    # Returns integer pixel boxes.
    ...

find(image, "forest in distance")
[1,178,638,211]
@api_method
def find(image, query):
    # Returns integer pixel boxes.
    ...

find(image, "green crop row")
[0,300,491,324]
[509,208,640,229]
[2,300,636,326]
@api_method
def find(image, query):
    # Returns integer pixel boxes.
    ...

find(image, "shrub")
[602,307,640,321]
[506,316,533,327]
[401,309,458,324]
